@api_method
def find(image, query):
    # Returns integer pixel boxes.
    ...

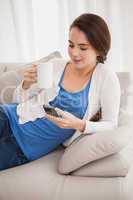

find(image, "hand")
[45,108,86,131]
[22,64,37,89]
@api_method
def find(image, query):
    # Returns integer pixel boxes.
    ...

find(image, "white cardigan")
[13,58,121,146]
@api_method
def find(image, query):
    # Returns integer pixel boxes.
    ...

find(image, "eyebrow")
[68,40,89,46]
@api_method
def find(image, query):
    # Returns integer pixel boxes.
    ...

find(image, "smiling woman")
[0,13,120,171]
[69,13,111,65]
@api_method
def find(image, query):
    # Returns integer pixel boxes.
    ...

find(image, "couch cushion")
[0,64,6,74]
[72,112,133,177]
[0,71,22,104]
[71,138,133,177]
[58,112,133,175]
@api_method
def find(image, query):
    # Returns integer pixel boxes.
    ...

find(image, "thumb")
[55,108,68,118]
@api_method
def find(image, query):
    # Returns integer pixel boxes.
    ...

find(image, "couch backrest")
[117,72,133,116]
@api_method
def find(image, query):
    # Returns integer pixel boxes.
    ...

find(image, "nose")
[71,47,80,57]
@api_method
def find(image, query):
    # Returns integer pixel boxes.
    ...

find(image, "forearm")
[12,81,40,103]
[83,120,117,134]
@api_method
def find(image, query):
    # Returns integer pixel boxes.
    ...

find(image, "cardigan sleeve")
[12,81,42,103]
[83,71,121,134]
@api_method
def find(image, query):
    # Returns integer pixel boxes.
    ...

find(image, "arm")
[45,72,120,133]
[61,71,121,147]
[12,65,41,103]
[12,81,41,103]
[83,71,121,134]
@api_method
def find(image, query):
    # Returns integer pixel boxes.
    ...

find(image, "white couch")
[0,56,133,200]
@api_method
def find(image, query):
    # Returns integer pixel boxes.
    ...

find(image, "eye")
[69,44,74,48]
[80,48,88,51]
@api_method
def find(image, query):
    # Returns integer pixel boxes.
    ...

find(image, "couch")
[0,53,133,200]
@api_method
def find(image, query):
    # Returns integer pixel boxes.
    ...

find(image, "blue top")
[2,67,91,161]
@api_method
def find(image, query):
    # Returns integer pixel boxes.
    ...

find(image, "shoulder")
[95,64,119,83]
[96,64,115,75]
[92,65,120,94]
[97,65,120,93]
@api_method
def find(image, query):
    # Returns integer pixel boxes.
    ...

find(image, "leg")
[0,106,29,171]
[0,134,29,170]
[0,106,11,138]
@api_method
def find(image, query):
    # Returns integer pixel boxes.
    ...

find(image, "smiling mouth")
[73,59,82,63]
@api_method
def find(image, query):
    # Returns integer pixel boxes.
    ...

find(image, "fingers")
[55,108,68,117]
[55,108,75,121]
[24,71,37,81]
[46,114,68,128]
[46,114,62,122]
[23,64,38,85]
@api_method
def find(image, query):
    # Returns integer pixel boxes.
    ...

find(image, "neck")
[72,64,96,77]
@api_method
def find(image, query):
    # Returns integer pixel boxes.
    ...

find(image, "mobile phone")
[43,105,60,117]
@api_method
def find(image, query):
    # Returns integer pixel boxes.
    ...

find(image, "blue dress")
[2,69,91,161]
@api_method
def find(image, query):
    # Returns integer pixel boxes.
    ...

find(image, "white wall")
[0,0,19,62]
[121,0,133,74]
[31,0,59,60]
[0,0,133,74]
[0,0,60,62]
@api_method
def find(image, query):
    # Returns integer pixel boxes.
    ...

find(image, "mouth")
[73,59,82,64]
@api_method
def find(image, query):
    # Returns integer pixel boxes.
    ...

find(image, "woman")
[0,13,120,170]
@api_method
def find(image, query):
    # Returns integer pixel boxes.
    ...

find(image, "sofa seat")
[0,146,132,200]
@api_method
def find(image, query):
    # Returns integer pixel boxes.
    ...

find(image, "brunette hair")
[70,13,111,64]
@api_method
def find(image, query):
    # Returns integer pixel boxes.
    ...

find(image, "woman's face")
[68,27,98,70]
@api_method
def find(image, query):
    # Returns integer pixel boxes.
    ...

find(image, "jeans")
[0,106,29,171]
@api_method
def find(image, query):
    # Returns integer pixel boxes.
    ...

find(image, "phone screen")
[43,105,60,117]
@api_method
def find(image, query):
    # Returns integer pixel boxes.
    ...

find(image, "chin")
[72,61,85,69]
[75,65,85,69]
